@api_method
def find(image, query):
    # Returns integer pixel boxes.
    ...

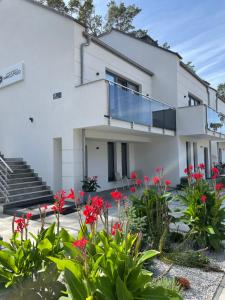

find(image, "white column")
[62,130,74,192]
[115,142,122,176]
[73,129,83,191]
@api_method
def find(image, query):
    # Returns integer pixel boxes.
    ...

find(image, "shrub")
[81,176,100,192]
[178,164,225,250]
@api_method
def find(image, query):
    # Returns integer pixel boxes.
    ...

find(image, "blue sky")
[67,0,225,88]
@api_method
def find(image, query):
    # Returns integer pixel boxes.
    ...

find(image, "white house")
[100,29,225,180]
[0,0,224,204]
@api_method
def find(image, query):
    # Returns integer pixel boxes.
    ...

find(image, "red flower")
[198,163,205,170]
[184,165,193,174]
[112,223,122,236]
[130,186,136,193]
[191,173,203,181]
[144,176,150,183]
[72,237,88,250]
[130,171,137,180]
[52,190,66,213]
[123,195,128,200]
[215,183,224,191]
[26,213,32,221]
[212,167,219,179]
[79,191,85,197]
[14,218,26,232]
[200,195,207,203]
[136,179,142,186]
[67,189,75,200]
[83,196,104,224]
[110,190,122,202]
[105,201,112,209]
[165,179,171,186]
[152,176,160,185]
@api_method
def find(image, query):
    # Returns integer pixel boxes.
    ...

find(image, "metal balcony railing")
[207,106,225,134]
[107,81,176,131]
[0,156,13,203]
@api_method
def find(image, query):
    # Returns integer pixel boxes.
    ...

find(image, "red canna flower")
[130,171,137,180]
[111,223,122,236]
[14,218,26,232]
[165,179,171,186]
[200,195,207,203]
[198,163,205,170]
[111,190,122,202]
[152,176,160,185]
[26,213,32,221]
[191,173,203,181]
[105,201,112,209]
[67,189,75,200]
[123,195,128,200]
[144,176,150,183]
[136,179,142,186]
[72,237,88,250]
[215,183,224,191]
[130,186,136,193]
[212,167,219,179]
[79,191,85,197]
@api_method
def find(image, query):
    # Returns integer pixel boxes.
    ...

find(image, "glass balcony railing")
[108,81,176,131]
[207,106,225,134]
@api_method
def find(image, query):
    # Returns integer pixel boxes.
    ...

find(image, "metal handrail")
[0,156,13,203]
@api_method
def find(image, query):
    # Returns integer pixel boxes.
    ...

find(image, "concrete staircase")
[1,156,75,219]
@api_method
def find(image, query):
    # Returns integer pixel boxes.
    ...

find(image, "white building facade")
[0,0,224,194]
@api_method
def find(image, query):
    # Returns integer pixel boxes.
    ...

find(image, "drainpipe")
[206,86,210,107]
[80,31,90,85]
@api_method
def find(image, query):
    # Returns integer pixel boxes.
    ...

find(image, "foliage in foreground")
[178,165,225,250]
[50,226,182,300]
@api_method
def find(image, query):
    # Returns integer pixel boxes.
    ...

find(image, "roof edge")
[99,28,182,59]
[24,0,85,28]
[90,35,154,77]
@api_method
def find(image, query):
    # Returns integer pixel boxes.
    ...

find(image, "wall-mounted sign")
[53,92,62,100]
[0,62,24,89]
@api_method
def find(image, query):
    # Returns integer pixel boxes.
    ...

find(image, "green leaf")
[137,250,159,265]
[0,251,18,273]
[64,268,88,300]
[60,228,74,243]
[37,238,52,254]
[0,241,14,251]
[140,286,182,299]
[116,276,133,300]
[44,223,56,243]
[207,226,215,235]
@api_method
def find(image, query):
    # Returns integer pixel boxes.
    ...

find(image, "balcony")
[177,104,225,139]
[75,79,176,136]
[108,81,176,131]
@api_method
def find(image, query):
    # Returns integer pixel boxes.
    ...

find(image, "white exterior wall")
[100,31,178,107]
[0,0,153,192]
[208,87,217,110]
[134,136,180,185]
[177,66,208,107]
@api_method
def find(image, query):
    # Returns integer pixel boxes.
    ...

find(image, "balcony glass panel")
[207,107,225,134]
[108,82,176,131]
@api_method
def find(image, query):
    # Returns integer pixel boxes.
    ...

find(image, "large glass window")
[106,71,139,92]
[188,94,201,106]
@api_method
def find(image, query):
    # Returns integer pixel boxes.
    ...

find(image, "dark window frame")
[106,71,140,92]
[188,94,202,106]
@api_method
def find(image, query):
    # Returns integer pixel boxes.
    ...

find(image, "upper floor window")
[106,71,139,92]
[188,94,201,106]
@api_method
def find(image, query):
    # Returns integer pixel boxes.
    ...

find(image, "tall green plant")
[50,227,182,300]
[178,165,225,250]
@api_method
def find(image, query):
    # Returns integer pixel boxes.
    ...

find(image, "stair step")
[9,164,29,170]
[8,177,39,184]
[8,181,43,189]
[7,190,52,202]
[4,201,75,220]
[4,158,23,162]
[3,194,54,209]
[8,185,49,196]
[9,172,36,179]
[9,168,31,174]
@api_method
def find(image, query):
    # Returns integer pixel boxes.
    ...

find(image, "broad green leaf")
[0,241,14,251]
[37,238,52,254]
[64,268,88,300]
[137,250,159,265]
[60,228,74,243]
[207,226,215,235]
[0,251,18,273]
[116,276,133,300]
[140,286,182,299]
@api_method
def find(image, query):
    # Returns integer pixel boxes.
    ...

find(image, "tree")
[38,0,68,13]
[162,42,170,50]
[104,0,142,33]
[186,61,196,72]
[218,83,225,101]
[68,0,102,35]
